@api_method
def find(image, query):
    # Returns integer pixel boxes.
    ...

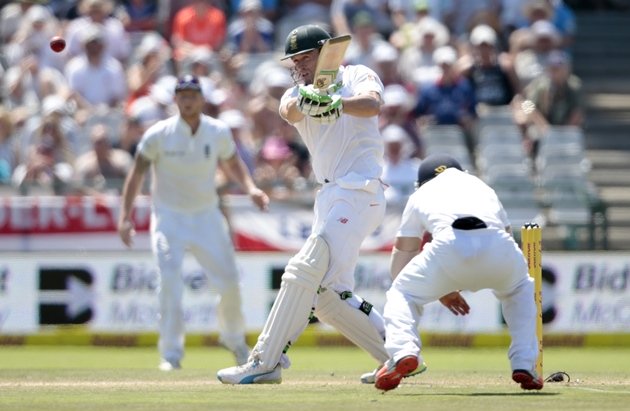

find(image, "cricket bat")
[313,35,352,90]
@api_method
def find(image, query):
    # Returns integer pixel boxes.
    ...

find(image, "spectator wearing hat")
[65,24,128,111]
[65,0,131,62]
[523,0,576,49]
[225,0,274,55]
[459,24,520,108]
[380,124,421,205]
[513,19,561,87]
[344,11,392,69]
[253,135,301,200]
[73,122,134,194]
[331,0,394,39]
[516,49,583,156]
[398,17,450,89]
[412,46,477,152]
[370,42,409,88]
[389,0,454,50]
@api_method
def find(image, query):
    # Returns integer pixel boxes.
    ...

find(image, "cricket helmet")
[416,154,463,187]
[281,24,331,60]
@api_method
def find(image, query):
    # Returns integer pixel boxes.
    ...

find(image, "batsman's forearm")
[341,93,381,117]
[280,97,305,124]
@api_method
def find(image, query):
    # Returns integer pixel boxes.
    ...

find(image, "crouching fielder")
[374,154,543,391]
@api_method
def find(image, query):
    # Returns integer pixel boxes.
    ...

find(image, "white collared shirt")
[137,114,235,212]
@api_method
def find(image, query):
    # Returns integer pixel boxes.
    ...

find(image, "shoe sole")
[217,371,282,385]
[512,370,544,390]
[375,356,419,391]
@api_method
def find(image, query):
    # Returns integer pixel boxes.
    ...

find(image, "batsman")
[218,24,424,384]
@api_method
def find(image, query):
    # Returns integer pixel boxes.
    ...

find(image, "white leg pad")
[315,288,389,364]
[252,235,330,369]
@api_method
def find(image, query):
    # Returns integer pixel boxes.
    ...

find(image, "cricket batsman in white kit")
[118,75,269,371]
[218,24,425,384]
[374,154,543,391]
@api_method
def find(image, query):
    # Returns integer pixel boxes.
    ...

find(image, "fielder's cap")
[433,46,457,65]
[281,24,331,61]
[175,75,202,93]
[470,24,497,46]
[416,153,463,187]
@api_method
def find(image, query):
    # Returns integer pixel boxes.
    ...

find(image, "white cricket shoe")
[159,358,181,371]
[217,360,282,384]
[360,359,427,384]
[231,344,250,366]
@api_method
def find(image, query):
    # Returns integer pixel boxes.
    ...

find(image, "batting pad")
[315,289,389,363]
[254,235,330,368]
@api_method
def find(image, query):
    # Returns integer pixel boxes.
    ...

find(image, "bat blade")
[313,35,352,90]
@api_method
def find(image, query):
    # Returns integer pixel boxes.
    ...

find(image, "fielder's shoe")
[217,360,282,384]
[374,355,419,391]
[360,360,427,384]
[512,369,544,390]
[231,344,250,366]
[159,358,181,371]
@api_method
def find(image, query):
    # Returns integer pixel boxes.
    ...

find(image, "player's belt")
[451,216,487,230]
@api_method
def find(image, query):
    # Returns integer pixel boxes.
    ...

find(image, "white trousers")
[383,227,539,372]
[151,205,246,363]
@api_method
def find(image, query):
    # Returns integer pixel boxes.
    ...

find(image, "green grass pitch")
[0,346,628,411]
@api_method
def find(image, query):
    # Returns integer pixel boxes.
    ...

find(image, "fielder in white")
[218,24,426,384]
[118,75,269,371]
[374,153,543,391]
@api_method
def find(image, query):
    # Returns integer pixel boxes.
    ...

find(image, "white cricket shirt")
[137,114,236,212]
[281,65,385,184]
[397,168,510,238]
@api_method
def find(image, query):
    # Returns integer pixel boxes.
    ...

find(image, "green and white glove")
[311,94,343,124]
[297,84,333,116]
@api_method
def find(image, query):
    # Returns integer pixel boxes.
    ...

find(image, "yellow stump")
[521,224,543,377]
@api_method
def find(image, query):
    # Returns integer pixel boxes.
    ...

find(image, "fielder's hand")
[439,291,470,316]
[118,220,136,248]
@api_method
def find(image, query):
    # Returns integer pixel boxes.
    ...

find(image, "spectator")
[523,0,576,49]
[228,0,280,22]
[116,0,161,32]
[0,0,42,45]
[513,19,561,87]
[225,0,274,55]
[12,113,76,195]
[0,106,19,184]
[370,42,407,87]
[253,135,301,200]
[126,33,173,111]
[170,0,227,66]
[247,65,293,143]
[398,17,450,89]
[65,24,128,111]
[413,46,477,153]
[344,11,390,68]
[66,0,131,62]
[379,84,423,158]
[380,124,421,205]
[73,123,134,194]
[459,24,520,108]
[218,109,256,174]
[3,5,65,71]
[117,115,145,157]
[331,0,394,38]
[516,50,583,156]
[128,75,177,129]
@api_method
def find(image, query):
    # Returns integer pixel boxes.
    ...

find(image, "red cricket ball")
[50,36,66,53]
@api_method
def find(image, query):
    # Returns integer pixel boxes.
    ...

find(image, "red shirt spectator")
[171,0,227,62]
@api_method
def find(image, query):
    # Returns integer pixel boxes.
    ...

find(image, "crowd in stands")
[0,0,582,207]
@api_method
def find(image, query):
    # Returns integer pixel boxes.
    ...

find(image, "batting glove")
[311,94,343,124]
[297,84,334,116]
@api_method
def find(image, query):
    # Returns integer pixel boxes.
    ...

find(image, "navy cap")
[416,154,463,187]
[174,75,202,93]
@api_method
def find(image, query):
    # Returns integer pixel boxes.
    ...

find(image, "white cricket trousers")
[151,205,246,363]
[383,227,539,372]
